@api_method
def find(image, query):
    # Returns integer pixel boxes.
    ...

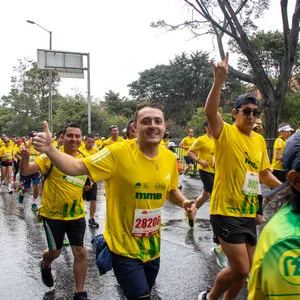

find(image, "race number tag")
[242,171,261,196]
[132,208,161,237]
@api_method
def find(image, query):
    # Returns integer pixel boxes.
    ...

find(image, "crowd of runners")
[1,53,300,300]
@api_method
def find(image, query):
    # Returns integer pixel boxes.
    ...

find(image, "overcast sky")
[1,0,294,100]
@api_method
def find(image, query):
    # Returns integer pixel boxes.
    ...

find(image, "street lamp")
[27,20,53,133]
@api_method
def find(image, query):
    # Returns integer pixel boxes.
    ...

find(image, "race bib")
[242,171,261,196]
[63,175,87,188]
[132,208,161,237]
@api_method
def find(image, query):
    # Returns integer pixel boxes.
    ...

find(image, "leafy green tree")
[103,90,138,119]
[152,0,300,137]
[128,51,213,125]
[231,30,300,79]
[0,58,60,136]
[187,107,233,136]
[282,92,300,128]
[53,94,90,133]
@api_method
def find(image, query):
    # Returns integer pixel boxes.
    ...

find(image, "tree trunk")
[260,91,284,138]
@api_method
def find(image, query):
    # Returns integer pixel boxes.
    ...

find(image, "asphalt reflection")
[0,178,256,299]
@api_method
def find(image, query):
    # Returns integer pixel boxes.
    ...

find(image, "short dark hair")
[86,134,95,139]
[126,120,134,132]
[134,103,164,123]
[62,122,81,135]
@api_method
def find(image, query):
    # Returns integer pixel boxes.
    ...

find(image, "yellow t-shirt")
[29,144,39,163]
[210,123,270,218]
[79,145,99,157]
[0,145,14,161]
[102,136,125,148]
[189,134,215,173]
[94,139,103,149]
[13,144,21,159]
[82,139,178,262]
[180,136,196,156]
[271,137,286,171]
[52,140,58,148]
[35,149,87,221]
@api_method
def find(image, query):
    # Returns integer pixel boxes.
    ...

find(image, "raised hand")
[20,137,31,160]
[32,121,53,154]
[210,52,229,85]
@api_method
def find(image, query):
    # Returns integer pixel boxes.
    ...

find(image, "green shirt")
[248,201,300,299]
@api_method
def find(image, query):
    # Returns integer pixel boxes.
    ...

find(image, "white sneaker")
[198,290,209,300]
[181,174,188,182]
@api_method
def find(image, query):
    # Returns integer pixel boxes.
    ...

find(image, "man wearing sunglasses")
[198,53,282,300]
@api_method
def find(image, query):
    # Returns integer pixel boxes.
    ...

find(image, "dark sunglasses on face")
[237,108,261,118]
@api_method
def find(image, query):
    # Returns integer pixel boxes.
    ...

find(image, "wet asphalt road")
[0,178,275,300]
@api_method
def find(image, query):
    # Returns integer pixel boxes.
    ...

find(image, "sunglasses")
[237,108,261,118]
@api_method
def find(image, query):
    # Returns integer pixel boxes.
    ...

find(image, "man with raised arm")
[20,123,89,300]
[33,104,196,300]
[198,53,281,300]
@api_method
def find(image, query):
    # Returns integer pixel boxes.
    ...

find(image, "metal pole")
[87,53,91,134]
[49,31,53,134]
[27,20,53,133]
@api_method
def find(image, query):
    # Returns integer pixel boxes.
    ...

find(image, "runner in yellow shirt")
[20,122,89,300]
[79,134,100,228]
[101,125,125,148]
[0,138,14,193]
[94,133,103,149]
[32,104,197,300]
[179,128,196,182]
[186,121,215,227]
[271,123,294,182]
[16,139,40,210]
[13,139,23,184]
[198,53,281,300]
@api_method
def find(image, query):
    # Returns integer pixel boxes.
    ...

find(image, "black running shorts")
[210,214,257,246]
[42,217,86,250]
[199,170,214,194]
[83,182,97,201]
[1,160,13,167]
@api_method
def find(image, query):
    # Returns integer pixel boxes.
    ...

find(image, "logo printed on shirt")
[279,249,300,285]
[135,192,162,200]
[244,152,258,170]
[165,173,171,180]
